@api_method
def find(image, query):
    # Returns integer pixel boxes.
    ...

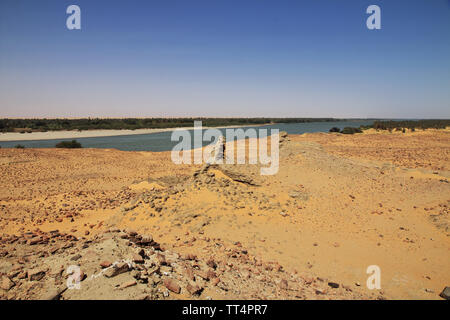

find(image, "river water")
[0,120,375,151]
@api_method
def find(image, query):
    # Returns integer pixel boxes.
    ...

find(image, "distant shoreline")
[0,124,265,142]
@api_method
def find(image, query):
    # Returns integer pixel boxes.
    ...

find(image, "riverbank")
[0,124,265,142]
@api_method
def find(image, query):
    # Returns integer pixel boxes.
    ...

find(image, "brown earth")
[0,129,449,300]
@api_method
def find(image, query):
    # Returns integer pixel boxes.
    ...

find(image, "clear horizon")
[1,0,449,118]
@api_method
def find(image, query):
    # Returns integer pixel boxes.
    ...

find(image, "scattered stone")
[183,253,197,261]
[328,282,340,289]
[211,277,220,286]
[140,234,153,244]
[439,287,450,300]
[28,269,46,281]
[186,282,203,295]
[104,262,130,278]
[41,286,67,300]
[207,258,217,269]
[71,254,82,261]
[1,276,15,291]
[119,280,137,289]
[184,267,195,281]
[132,253,144,264]
[126,229,138,236]
[28,237,41,245]
[155,253,167,266]
[100,261,112,268]
[279,279,288,290]
[164,278,181,294]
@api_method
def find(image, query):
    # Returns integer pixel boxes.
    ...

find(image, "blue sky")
[0,0,449,118]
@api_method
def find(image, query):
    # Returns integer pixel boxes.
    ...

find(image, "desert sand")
[0,129,449,300]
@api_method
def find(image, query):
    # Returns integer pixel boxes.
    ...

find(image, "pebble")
[28,269,46,281]
[328,282,340,289]
[186,282,203,295]
[100,261,112,268]
[104,262,130,278]
[164,278,181,294]
[1,276,15,291]
[119,280,137,289]
[439,287,450,300]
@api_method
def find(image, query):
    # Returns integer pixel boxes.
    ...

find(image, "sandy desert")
[0,129,449,300]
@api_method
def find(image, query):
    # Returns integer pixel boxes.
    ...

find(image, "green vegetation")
[368,120,450,131]
[331,120,450,134]
[15,144,25,149]
[55,140,82,148]
[0,118,341,132]
[329,126,362,134]
[341,127,363,134]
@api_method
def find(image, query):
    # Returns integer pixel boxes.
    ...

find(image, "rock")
[279,279,288,290]
[126,229,138,236]
[119,280,137,289]
[1,276,15,291]
[155,253,167,266]
[140,234,153,244]
[328,282,340,289]
[439,287,450,300]
[41,286,67,300]
[49,247,59,255]
[164,278,181,294]
[289,192,300,198]
[160,266,172,275]
[100,261,112,268]
[186,282,203,295]
[196,270,210,281]
[132,253,144,264]
[211,277,220,286]
[315,288,326,295]
[206,258,217,269]
[28,269,46,281]
[28,236,41,245]
[184,267,195,281]
[104,262,130,278]
[71,254,82,261]
[183,253,197,261]
[279,212,288,217]
[207,270,217,280]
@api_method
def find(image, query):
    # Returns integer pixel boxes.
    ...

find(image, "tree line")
[0,118,339,132]
[366,120,450,131]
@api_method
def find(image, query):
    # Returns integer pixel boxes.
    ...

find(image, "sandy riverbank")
[0,130,448,300]
[0,124,266,142]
